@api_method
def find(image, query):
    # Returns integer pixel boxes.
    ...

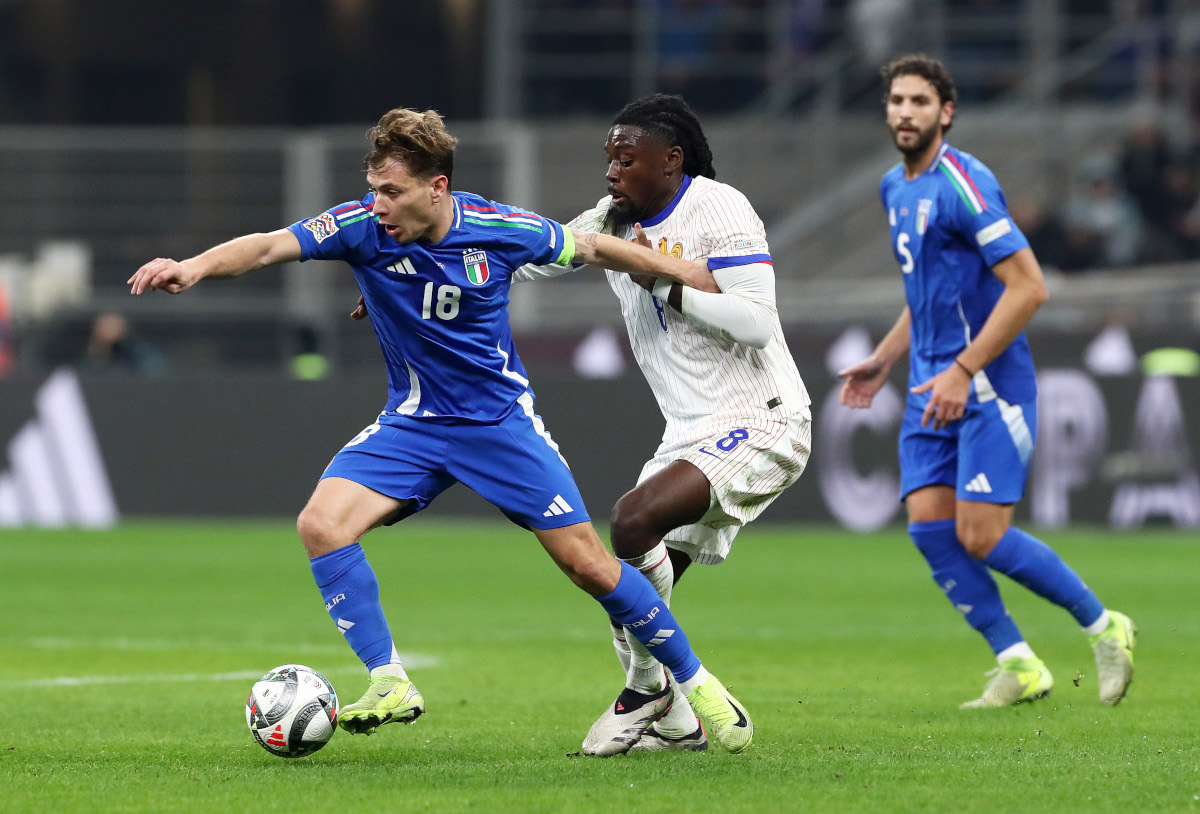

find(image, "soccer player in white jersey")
[839,55,1136,708]
[517,94,812,755]
[128,107,758,754]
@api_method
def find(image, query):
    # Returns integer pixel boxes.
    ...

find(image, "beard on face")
[892,120,940,157]
[604,200,641,232]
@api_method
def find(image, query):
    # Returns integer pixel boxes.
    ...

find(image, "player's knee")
[609,493,656,558]
[563,552,619,596]
[296,507,343,558]
[956,517,1002,559]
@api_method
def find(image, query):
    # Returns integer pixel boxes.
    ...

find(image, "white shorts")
[643,409,812,565]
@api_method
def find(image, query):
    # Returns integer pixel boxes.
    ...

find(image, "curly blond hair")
[364,108,458,182]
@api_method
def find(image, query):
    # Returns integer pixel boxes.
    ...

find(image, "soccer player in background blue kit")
[128,107,755,752]
[838,55,1138,708]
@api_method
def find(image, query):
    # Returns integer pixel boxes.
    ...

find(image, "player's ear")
[940,101,954,130]
[429,174,449,203]
[663,145,684,175]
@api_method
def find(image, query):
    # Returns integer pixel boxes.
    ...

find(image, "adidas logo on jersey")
[965,473,993,494]
[543,494,574,517]
[0,369,118,529]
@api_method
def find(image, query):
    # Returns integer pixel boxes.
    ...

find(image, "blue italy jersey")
[880,142,1036,404]
[288,191,573,422]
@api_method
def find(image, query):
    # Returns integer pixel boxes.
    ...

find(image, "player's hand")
[911,363,972,430]
[127,258,201,295]
[629,222,718,293]
[837,356,890,408]
[351,294,367,320]
[627,225,658,291]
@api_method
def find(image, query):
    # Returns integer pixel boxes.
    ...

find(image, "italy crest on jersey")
[464,251,490,285]
[916,199,933,235]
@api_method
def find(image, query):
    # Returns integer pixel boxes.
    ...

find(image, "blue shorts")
[898,395,1037,504]
[321,395,591,530]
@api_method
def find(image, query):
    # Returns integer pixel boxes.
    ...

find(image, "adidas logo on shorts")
[965,473,993,494]
[543,494,574,517]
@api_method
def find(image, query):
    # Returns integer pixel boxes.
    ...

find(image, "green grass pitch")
[2,520,1197,812]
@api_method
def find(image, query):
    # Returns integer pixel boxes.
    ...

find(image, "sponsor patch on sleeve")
[730,238,769,252]
[303,212,340,244]
[975,218,1012,247]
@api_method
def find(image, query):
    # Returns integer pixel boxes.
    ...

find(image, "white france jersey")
[519,175,809,445]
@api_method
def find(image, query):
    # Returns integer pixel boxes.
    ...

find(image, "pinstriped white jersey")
[522,175,809,447]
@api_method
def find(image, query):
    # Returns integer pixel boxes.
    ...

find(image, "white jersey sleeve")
[654,182,777,347]
[694,183,772,265]
[674,261,777,349]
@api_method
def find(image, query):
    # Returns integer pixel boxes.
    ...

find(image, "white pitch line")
[1,654,439,689]
[19,637,362,655]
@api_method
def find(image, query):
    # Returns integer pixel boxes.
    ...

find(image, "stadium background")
[0,0,1197,531]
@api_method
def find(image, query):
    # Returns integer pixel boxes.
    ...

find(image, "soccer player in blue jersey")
[128,107,754,752]
[838,55,1137,708]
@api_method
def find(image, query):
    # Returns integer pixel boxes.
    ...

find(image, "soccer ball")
[245,664,338,758]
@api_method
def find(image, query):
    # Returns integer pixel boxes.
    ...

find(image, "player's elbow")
[734,301,777,348]
[1032,280,1050,308]
[1022,278,1049,314]
[734,324,772,349]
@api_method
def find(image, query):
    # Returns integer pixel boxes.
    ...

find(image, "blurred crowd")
[1014,118,1200,273]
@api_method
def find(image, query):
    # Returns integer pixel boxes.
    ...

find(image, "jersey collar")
[639,175,692,228]
[926,142,949,175]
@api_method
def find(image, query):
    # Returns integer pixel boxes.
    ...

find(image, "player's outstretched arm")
[838,307,911,409]
[129,229,303,295]
[569,227,718,293]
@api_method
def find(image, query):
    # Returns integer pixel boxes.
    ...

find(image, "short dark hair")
[611,93,716,179]
[881,54,958,132]
[364,108,457,183]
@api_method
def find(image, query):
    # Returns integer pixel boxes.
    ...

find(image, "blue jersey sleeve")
[457,196,574,271]
[941,153,1029,267]
[287,196,379,264]
[528,215,573,268]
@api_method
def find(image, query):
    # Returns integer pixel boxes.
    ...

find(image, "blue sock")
[909,520,1024,655]
[596,561,701,683]
[310,543,396,670]
[984,526,1105,627]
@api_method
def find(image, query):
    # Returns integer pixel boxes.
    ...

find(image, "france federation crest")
[464,251,490,285]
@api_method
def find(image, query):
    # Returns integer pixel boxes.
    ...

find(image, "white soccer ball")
[245,664,339,758]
